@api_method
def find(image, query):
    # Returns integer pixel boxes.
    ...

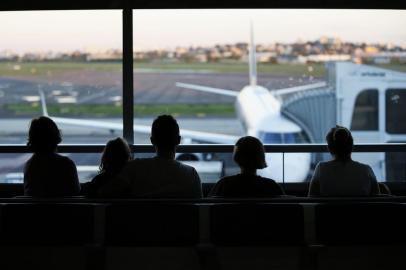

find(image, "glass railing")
[0,144,404,184]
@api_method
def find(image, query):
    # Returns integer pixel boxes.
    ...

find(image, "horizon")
[1,35,405,55]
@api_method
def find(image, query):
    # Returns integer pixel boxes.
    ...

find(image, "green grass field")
[0,61,326,77]
[1,61,405,78]
[3,103,235,118]
[0,62,122,77]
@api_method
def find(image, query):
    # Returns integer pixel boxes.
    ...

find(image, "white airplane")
[39,24,325,182]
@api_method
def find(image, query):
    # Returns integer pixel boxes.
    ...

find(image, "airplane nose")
[258,153,310,182]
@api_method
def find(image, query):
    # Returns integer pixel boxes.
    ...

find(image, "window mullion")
[122,7,134,144]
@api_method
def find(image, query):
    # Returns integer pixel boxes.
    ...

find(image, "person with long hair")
[209,136,284,197]
[308,125,380,197]
[24,116,80,197]
[81,137,132,197]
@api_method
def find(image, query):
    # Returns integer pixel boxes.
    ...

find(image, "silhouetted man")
[100,115,202,198]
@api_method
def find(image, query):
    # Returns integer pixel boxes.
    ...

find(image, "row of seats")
[1,202,406,246]
[1,202,406,270]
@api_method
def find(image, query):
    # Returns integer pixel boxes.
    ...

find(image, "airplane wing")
[40,90,238,144]
[271,81,327,97]
[176,82,238,97]
[51,116,238,144]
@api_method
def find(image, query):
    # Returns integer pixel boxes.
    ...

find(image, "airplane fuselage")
[235,85,311,181]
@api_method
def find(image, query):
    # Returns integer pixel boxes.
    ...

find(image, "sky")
[0,9,405,53]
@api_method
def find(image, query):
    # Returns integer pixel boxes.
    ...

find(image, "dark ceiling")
[0,0,405,10]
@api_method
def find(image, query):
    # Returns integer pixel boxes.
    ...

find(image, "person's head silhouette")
[150,115,181,158]
[233,136,267,174]
[326,125,353,161]
[27,116,62,154]
[100,137,132,174]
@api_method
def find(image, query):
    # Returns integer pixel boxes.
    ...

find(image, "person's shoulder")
[174,160,196,172]
[211,175,236,190]
[351,160,375,175]
[257,175,276,182]
[55,154,75,166]
[317,160,330,167]
[92,172,107,181]
[218,175,239,183]
[257,175,280,185]
[352,160,370,168]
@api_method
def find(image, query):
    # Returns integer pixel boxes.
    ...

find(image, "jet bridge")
[281,86,336,165]
[281,86,336,144]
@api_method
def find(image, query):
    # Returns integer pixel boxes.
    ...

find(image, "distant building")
[298,54,351,63]
[361,52,406,64]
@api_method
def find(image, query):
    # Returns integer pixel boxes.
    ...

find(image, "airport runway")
[0,71,320,110]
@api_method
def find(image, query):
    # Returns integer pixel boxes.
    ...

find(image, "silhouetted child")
[24,116,80,197]
[209,136,285,197]
[308,125,379,197]
[81,137,132,197]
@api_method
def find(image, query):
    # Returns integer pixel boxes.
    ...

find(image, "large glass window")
[386,89,406,134]
[0,10,123,145]
[0,10,122,183]
[1,9,406,184]
[351,89,379,130]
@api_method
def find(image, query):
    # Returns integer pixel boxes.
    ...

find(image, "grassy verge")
[134,62,327,77]
[3,103,235,118]
[1,61,405,79]
[0,62,122,77]
[0,61,326,77]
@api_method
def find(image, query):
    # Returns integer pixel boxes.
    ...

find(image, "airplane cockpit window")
[258,132,306,144]
[351,89,379,131]
[386,89,406,134]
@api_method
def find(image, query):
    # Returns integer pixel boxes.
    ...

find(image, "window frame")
[350,89,379,131]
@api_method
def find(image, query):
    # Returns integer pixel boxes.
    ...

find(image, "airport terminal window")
[1,9,406,184]
[0,10,122,183]
[0,10,123,144]
[386,89,406,134]
[351,89,379,131]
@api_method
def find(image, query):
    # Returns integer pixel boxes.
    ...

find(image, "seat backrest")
[315,203,406,245]
[0,203,95,245]
[210,203,305,246]
[105,203,199,246]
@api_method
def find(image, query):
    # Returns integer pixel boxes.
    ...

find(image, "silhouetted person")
[81,137,132,198]
[209,136,284,197]
[308,126,379,197]
[24,116,80,197]
[100,115,202,198]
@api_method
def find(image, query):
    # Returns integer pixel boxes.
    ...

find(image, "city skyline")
[0,9,405,53]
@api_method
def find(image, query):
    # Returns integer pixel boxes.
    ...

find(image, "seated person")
[24,116,80,197]
[209,136,285,197]
[99,115,202,198]
[308,126,379,197]
[81,137,132,197]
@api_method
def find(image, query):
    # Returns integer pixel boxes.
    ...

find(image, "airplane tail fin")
[38,90,49,116]
[249,21,257,87]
